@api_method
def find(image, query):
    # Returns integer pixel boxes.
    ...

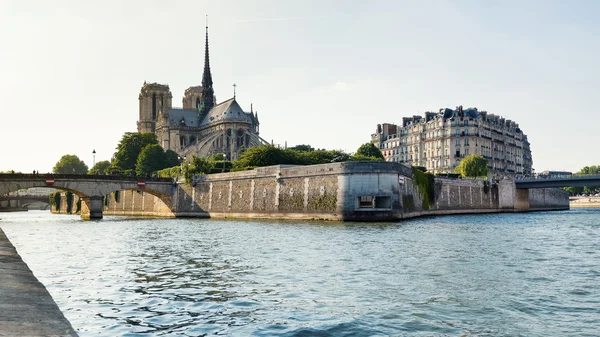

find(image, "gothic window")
[180,136,187,148]
[152,94,157,120]
[196,97,201,111]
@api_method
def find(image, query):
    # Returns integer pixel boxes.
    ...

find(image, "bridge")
[0,195,51,210]
[516,175,600,188]
[0,174,175,219]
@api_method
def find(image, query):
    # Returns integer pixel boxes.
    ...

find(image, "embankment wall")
[51,162,570,221]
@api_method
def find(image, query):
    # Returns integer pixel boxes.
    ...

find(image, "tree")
[136,144,170,176]
[565,165,600,195]
[183,155,214,183]
[164,150,181,168]
[234,145,291,168]
[89,160,111,175]
[455,154,488,177]
[111,132,158,171]
[53,154,89,174]
[355,142,384,160]
[290,144,314,152]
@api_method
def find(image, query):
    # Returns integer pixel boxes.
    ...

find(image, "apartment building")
[371,106,533,177]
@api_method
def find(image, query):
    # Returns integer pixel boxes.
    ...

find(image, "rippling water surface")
[1,210,599,336]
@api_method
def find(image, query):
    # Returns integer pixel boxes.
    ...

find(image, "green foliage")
[455,154,488,178]
[53,154,89,174]
[402,194,415,212]
[136,144,169,176]
[164,150,180,168]
[89,160,111,175]
[233,145,357,168]
[135,144,181,176]
[234,145,291,167]
[565,165,600,194]
[412,166,435,210]
[290,144,314,152]
[111,132,158,171]
[157,166,181,178]
[347,154,384,162]
[51,193,61,211]
[65,191,73,214]
[355,142,384,160]
[105,167,135,176]
[182,155,213,184]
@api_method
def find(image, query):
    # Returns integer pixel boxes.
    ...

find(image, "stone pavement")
[0,228,78,337]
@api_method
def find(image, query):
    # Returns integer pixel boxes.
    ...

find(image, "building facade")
[372,106,533,177]
[137,27,266,161]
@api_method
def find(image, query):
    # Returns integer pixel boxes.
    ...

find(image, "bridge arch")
[0,174,175,219]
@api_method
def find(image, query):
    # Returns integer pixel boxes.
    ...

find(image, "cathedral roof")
[165,97,255,128]
[201,97,255,124]
[167,108,201,127]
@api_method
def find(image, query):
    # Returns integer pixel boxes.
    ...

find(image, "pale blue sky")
[1,0,598,173]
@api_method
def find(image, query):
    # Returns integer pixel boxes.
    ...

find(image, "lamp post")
[221,153,227,172]
[178,155,186,172]
[92,149,96,167]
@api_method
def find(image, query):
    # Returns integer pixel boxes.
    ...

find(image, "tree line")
[50,133,386,178]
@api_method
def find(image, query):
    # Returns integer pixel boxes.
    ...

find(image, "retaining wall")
[52,162,570,221]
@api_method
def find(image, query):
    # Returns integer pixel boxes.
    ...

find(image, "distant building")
[371,106,533,177]
[137,26,266,160]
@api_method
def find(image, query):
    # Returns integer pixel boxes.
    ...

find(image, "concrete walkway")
[0,228,78,337]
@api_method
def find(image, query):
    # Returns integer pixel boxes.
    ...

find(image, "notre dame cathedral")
[137,26,266,161]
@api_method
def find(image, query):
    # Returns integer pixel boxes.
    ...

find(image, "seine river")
[1,210,599,336]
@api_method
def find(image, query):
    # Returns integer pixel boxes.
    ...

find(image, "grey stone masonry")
[0,228,78,337]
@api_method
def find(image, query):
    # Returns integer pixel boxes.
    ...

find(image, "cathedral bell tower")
[138,82,172,133]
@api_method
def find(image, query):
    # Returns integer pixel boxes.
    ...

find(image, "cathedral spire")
[200,21,215,116]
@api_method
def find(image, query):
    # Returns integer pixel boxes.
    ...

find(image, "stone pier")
[0,228,78,336]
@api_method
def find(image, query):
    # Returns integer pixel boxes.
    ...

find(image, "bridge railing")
[0,173,173,183]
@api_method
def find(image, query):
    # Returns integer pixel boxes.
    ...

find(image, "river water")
[0,210,599,336]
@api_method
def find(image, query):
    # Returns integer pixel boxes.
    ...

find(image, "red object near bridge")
[45,178,55,185]
[137,180,146,187]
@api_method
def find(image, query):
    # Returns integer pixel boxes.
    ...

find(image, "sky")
[1,0,599,173]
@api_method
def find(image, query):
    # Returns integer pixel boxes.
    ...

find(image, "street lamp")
[178,155,186,172]
[221,153,227,172]
[92,149,96,167]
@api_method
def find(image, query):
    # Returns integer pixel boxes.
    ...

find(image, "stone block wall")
[62,162,569,221]
[529,188,570,211]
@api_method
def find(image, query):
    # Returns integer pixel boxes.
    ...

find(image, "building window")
[464,139,469,146]
[464,120,468,126]
[456,139,460,146]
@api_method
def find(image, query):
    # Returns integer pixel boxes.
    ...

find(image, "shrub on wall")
[51,192,61,212]
[65,191,73,214]
[412,166,435,210]
[402,195,415,212]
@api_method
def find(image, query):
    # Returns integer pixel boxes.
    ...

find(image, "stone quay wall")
[51,162,569,221]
